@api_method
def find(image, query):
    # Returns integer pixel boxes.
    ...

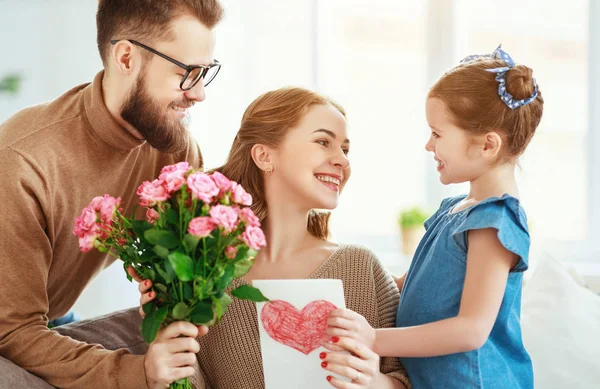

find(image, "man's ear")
[110,41,138,75]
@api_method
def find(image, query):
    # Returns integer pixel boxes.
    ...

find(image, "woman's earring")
[265,166,273,174]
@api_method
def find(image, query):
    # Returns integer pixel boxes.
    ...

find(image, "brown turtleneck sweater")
[0,71,202,389]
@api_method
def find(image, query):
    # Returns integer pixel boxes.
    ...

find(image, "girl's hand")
[392,272,407,293]
[327,309,376,351]
[320,336,380,389]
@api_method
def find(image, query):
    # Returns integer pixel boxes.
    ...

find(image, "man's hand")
[144,321,206,389]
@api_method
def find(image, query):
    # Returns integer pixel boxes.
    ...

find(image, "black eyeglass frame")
[110,39,221,90]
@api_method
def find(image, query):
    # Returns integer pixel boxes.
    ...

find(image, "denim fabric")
[396,194,533,389]
[48,311,81,327]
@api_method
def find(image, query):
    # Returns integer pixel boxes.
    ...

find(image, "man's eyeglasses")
[110,39,221,91]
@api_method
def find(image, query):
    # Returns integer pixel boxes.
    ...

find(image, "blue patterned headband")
[460,45,538,110]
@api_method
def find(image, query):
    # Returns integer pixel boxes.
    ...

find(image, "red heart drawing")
[260,300,338,355]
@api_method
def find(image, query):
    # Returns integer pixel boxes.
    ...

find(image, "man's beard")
[121,72,192,154]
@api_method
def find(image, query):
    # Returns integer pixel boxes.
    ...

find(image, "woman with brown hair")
[141,86,410,389]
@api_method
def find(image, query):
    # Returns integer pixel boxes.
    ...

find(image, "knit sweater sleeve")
[370,251,411,389]
[0,149,148,389]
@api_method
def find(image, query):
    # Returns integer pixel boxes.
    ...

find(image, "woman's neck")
[468,162,519,201]
[258,199,320,264]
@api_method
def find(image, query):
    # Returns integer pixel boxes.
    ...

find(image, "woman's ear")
[250,144,274,172]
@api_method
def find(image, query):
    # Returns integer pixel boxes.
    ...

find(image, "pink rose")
[99,195,121,224]
[188,217,216,238]
[73,206,97,238]
[225,246,238,260]
[209,205,238,231]
[160,162,191,175]
[146,208,160,224]
[210,171,232,193]
[78,229,98,252]
[187,172,219,203]
[159,162,190,193]
[239,207,260,227]
[242,225,266,250]
[231,182,252,206]
[89,196,104,212]
[137,179,169,207]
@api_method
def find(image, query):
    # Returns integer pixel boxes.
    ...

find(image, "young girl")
[327,45,543,388]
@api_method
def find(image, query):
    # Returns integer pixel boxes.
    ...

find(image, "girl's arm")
[392,272,407,294]
[329,227,518,358]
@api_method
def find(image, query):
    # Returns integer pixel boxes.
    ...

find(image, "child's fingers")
[325,327,352,339]
[329,308,359,321]
[327,316,356,330]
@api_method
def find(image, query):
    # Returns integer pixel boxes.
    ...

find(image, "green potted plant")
[0,73,23,95]
[398,206,430,256]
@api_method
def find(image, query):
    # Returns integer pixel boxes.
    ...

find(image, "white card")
[253,279,347,389]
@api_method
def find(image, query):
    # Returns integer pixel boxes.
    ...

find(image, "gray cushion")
[55,307,147,354]
[0,355,54,389]
[0,308,145,389]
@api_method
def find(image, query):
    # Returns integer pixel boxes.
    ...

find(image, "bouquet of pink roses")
[73,162,268,388]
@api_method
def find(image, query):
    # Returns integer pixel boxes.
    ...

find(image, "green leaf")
[194,283,205,300]
[139,248,156,263]
[123,262,133,282]
[155,262,175,284]
[183,234,200,253]
[233,246,249,262]
[168,252,194,282]
[164,208,179,225]
[154,283,168,294]
[215,263,235,291]
[144,268,156,281]
[172,302,190,320]
[233,257,254,278]
[144,229,179,249]
[213,293,233,320]
[132,220,154,240]
[152,245,170,258]
[141,305,168,343]
[142,300,156,316]
[231,285,270,302]
[183,282,193,300]
[189,302,214,324]
[194,258,206,280]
